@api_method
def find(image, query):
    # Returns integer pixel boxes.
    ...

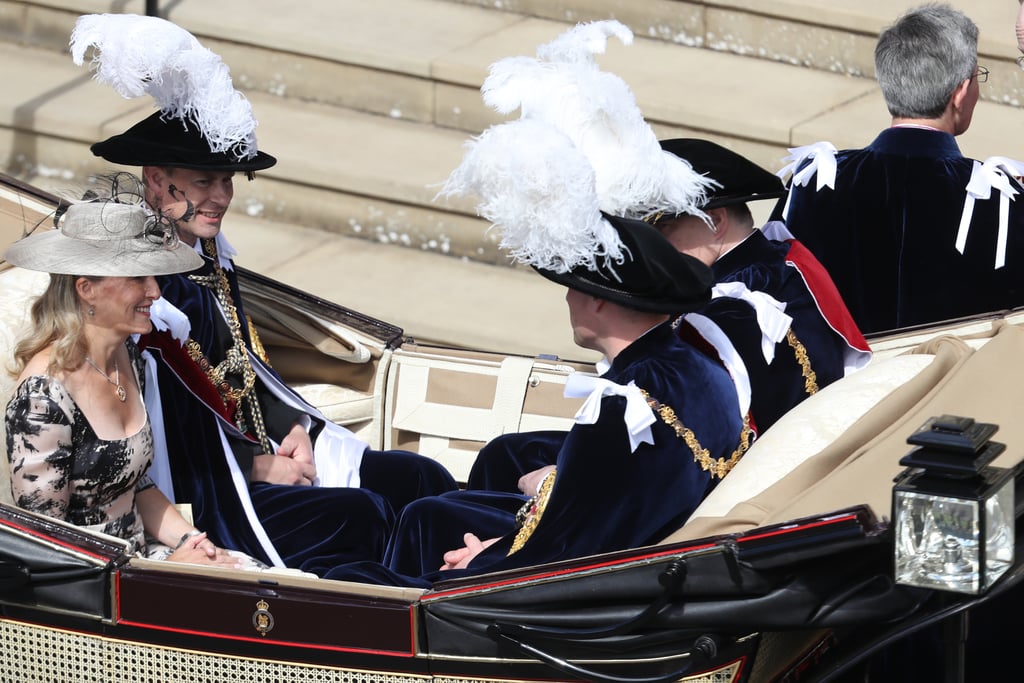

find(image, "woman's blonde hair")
[9,274,95,378]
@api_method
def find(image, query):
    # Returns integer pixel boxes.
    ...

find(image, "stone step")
[450,0,1024,104]
[3,0,1024,266]
[11,0,1024,105]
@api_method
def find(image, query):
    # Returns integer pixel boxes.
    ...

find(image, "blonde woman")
[4,200,240,567]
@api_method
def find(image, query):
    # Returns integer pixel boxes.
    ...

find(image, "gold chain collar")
[785,328,819,395]
[186,239,272,453]
[640,389,750,480]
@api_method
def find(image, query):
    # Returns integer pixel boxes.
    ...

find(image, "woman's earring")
[87,307,95,316]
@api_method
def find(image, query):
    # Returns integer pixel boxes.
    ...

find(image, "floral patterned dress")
[5,371,155,555]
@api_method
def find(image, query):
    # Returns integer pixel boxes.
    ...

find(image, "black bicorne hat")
[659,138,784,210]
[535,213,712,314]
[92,111,277,172]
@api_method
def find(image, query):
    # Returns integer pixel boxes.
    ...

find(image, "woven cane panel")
[0,619,106,683]
[0,619,430,683]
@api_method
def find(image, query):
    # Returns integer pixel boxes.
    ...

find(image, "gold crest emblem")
[252,599,274,636]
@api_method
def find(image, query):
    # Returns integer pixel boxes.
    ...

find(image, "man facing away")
[654,139,870,436]
[777,3,1024,334]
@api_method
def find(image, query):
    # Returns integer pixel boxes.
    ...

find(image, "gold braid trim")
[733,411,754,467]
[785,328,819,395]
[509,468,557,556]
[246,315,271,366]
[640,389,747,480]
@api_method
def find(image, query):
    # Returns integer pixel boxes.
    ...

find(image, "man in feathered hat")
[439,21,751,499]
[652,139,870,435]
[74,13,456,573]
[317,106,744,585]
[777,4,1024,334]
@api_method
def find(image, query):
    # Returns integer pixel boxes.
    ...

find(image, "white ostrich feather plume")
[70,13,258,161]
[441,119,625,275]
[482,20,716,220]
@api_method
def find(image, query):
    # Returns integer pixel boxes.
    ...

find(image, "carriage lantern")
[892,415,1016,595]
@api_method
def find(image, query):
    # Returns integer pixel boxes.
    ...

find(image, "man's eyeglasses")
[974,66,989,83]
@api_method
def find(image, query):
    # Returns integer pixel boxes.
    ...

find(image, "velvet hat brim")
[534,214,712,314]
[659,138,785,210]
[92,111,277,172]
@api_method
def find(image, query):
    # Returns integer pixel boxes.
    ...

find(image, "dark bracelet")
[174,529,204,550]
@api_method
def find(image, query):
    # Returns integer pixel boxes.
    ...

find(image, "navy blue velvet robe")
[681,230,868,434]
[139,244,455,573]
[779,127,1024,334]
[323,323,743,587]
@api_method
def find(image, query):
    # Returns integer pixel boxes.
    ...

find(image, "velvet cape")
[137,244,456,573]
[322,322,743,587]
[679,228,870,434]
[778,127,1024,334]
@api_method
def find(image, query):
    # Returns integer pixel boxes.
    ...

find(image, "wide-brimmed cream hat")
[3,201,203,277]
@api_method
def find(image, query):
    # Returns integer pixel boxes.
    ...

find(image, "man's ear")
[142,166,166,202]
[950,78,971,113]
[708,207,729,241]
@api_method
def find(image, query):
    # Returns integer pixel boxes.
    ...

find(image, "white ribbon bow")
[149,296,192,344]
[956,156,1024,269]
[563,373,655,453]
[711,282,792,363]
[777,141,838,220]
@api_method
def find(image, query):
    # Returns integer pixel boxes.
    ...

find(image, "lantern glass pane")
[894,491,981,593]
[982,481,1015,591]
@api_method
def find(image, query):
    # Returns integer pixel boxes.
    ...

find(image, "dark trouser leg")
[358,449,457,512]
[466,431,566,492]
[249,482,395,574]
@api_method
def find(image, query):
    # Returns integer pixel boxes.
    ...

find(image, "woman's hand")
[167,531,242,568]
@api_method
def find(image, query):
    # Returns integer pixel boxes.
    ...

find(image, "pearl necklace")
[84,356,127,402]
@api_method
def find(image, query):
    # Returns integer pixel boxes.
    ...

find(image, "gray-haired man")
[778,4,1024,335]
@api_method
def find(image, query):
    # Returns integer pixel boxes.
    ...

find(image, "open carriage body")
[1,174,1023,682]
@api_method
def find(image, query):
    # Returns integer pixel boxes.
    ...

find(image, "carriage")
[1,172,1021,682]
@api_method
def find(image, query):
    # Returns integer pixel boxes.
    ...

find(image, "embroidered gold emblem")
[252,599,274,636]
[509,468,557,555]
